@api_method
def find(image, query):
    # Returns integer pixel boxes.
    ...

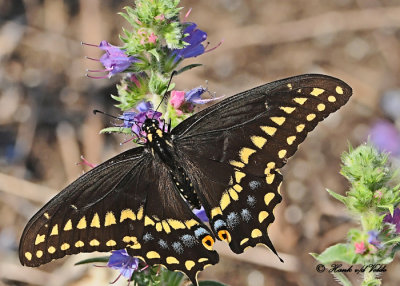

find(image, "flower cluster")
[312,143,400,285]
[84,0,221,140]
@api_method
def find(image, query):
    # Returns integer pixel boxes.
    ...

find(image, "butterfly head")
[142,118,159,133]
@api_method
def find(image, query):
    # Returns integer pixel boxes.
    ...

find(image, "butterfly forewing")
[173,74,352,254]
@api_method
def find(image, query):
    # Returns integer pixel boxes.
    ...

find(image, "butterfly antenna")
[153,70,178,118]
[93,109,122,120]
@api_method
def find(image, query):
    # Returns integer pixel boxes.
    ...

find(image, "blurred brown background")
[1,0,400,285]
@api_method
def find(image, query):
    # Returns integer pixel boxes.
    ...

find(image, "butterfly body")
[19,74,352,285]
[143,118,202,209]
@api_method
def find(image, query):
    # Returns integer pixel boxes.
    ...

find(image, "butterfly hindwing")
[19,147,218,285]
[173,74,352,253]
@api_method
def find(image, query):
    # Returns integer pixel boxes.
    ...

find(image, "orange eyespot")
[218,230,231,243]
[201,235,214,250]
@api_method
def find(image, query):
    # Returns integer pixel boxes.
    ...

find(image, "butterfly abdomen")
[144,119,201,209]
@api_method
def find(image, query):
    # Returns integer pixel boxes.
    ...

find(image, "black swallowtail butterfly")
[19,74,352,285]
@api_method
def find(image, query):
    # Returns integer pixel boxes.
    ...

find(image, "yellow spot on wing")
[64,219,72,231]
[185,219,198,229]
[328,95,336,102]
[61,243,70,250]
[120,209,136,222]
[50,224,58,236]
[198,258,208,263]
[251,136,267,149]
[266,173,275,184]
[147,133,153,142]
[261,126,277,136]
[317,103,326,111]
[185,260,196,271]
[75,241,84,247]
[123,236,137,243]
[307,113,316,121]
[106,240,117,247]
[294,97,307,105]
[259,211,269,223]
[137,206,144,220]
[296,124,305,132]
[229,160,245,168]
[211,207,222,218]
[48,246,56,253]
[129,242,141,249]
[233,184,243,192]
[287,83,292,89]
[166,256,179,264]
[287,136,296,145]
[251,229,262,238]
[25,252,32,261]
[264,193,275,205]
[147,251,160,259]
[220,192,231,210]
[278,182,282,194]
[280,106,296,114]
[77,216,87,229]
[270,117,286,126]
[105,212,116,226]
[90,239,100,246]
[144,216,155,226]
[162,220,171,233]
[156,222,162,232]
[278,149,287,159]
[310,88,324,96]
[235,171,246,183]
[239,147,256,164]
[44,213,50,219]
[336,86,344,94]
[35,234,45,245]
[156,129,163,137]
[228,188,239,200]
[36,250,43,258]
[90,213,100,228]
[240,238,249,245]
[168,219,186,229]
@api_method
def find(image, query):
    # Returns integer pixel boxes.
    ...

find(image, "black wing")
[172,74,352,255]
[19,147,218,285]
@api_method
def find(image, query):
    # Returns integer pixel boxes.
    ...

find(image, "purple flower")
[136,101,153,112]
[171,23,207,62]
[107,249,139,279]
[170,86,223,116]
[367,230,382,248]
[99,41,139,77]
[383,208,400,233]
[370,120,400,155]
[194,207,208,222]
[120,111,137,128]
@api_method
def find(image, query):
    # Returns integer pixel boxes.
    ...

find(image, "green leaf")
[330,272,353,286]
[377,204,394,215]
[160,270,184,286]
[310,243,356,264]
[148,48,160,62]
[75,256,109,265]
[326,188,347,205]
[100,127,132,134]
[384,236,400,245]
[176,64,203,75]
